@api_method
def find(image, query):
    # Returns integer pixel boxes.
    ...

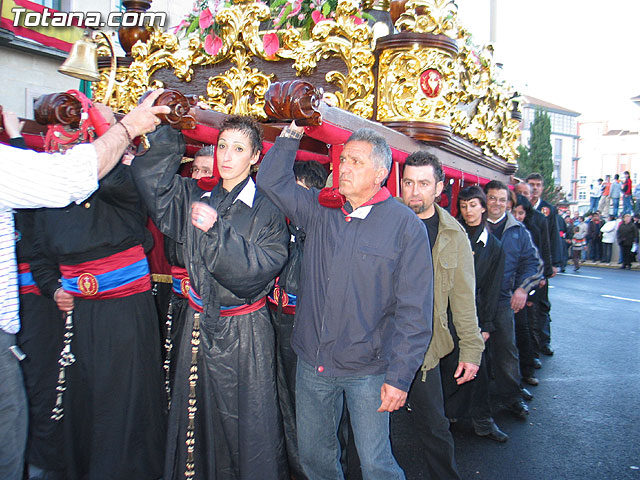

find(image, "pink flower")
[351,15,365,25]
[287,0,303,19]
[172,19,187,34]
[311,10,328,24]
[263,32,280,56]
[204,33,222,56]
[199,8,214,30]
[298,13,305,21]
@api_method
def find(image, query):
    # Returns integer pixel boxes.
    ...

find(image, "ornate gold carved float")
[92,0,519,169]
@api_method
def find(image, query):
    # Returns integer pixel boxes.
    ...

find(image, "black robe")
[442,226,505,420]
[30,162,166,480]
[132,125,290,480]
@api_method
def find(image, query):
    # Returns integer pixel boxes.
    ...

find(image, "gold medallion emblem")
[78,273,99,296]
[181,278,191,297]
[273,286,289,307]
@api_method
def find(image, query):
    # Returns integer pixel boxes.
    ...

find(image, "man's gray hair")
[194,145,215,158]
[346,128,392,174]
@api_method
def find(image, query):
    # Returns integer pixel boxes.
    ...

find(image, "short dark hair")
[457,185,487,222]
[194,145,215,158]
[219,115,263,155]
[403,150,444,183]
[484,180,509,194]
[598,178,603,182]
[346,128,392,173]
[614,174,619,180]
[526,173,544,183]
[293,160,328,190]
[624,170,630,176]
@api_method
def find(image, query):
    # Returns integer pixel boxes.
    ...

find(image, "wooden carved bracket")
[33,93,83,128]
[264,81,323,126]
[153,89,198,130]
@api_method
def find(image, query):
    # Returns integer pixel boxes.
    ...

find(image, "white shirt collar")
[347,205,373,220]
[234,177,256,208]
[533,198,541,210]
[477,227,489,246]
[487,212,506,224]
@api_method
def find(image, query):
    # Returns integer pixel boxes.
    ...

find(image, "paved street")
[357,266,640,479]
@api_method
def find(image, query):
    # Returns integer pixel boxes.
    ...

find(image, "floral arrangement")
[174,0,372,57]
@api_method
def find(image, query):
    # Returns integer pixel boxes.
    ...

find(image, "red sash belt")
[188,285,266,317]
[18,263,41,295]
[171,266,190,298]
[220,297,267,317]
[59,245,151,299]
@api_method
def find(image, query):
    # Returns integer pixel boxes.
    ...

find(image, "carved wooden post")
[118,0,153,56]
[375,0,459,145]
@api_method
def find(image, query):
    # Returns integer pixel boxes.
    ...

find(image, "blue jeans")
[612,197,620,217]
[623,195,633,215]
[0,330,28,480]
[296,359,405,480]
[590,196,600,212]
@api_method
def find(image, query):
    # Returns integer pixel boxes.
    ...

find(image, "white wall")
[0,46,77,117]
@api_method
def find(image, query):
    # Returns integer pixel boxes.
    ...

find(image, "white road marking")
[601,295,640,303]
[557,273,602,280]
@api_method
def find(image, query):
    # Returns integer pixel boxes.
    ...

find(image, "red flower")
[204,34,222,56]
[199,8,214,30]
[263,33,280,56]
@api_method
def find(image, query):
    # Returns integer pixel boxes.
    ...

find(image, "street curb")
[568,260,639,270]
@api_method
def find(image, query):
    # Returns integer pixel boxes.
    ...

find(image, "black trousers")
[515,307,536,378]
[392,367,461,480]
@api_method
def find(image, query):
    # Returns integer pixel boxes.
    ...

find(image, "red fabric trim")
[220,297,266,317]
[17,262,31,274]
[197,175,219,191]
[170,266,188,279]
[19,285,41,295]
[17,263,41,295]
[145,219,171,275]
[59,245,146,277]
[267,298,296,315]
[359,187,391,207]
[318,187,345,209]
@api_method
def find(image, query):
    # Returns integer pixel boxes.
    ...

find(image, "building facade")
[576,118,639,214]
[519,95,581,205]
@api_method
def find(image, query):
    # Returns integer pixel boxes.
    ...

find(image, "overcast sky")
[455,0,640,124]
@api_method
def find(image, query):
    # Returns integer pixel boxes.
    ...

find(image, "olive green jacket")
[420,204,484,376]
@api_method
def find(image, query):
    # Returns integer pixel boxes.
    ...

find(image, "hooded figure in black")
[131,116,290,480]
[30,158,166,479]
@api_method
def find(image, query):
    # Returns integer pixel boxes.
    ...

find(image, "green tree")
[517,109,558,200]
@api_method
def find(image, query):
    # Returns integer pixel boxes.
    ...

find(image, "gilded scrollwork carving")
[377,47,456,123]
[395,0,459,37]
[92,0,520,163]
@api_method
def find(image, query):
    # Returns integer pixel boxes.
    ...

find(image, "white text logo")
[12,7,167,28]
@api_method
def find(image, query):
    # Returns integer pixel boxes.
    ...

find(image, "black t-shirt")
[422,209,440,252]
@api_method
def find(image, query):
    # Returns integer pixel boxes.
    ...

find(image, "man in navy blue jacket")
[484,181,543,419]
[257,122,433,479]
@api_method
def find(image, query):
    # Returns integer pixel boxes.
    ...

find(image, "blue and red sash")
[18,263,41,295]
[59,245,151,299]
[267,284,296,315]
[188,285,266,316]
[171,266,190,299]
